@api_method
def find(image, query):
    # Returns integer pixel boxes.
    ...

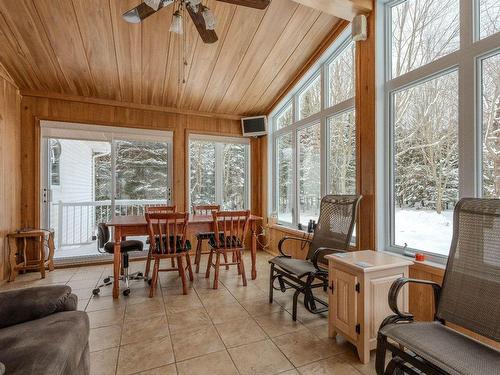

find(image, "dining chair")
[206,210,251,289]
[144,205,177,278]
[192,204,228,273]
[145,211,193,297]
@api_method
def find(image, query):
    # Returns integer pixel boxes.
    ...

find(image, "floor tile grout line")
[158,281,179,375]
[192,276,243,375]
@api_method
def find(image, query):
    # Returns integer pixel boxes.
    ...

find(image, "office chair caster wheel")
[136,272,143,277]
[103,277,111,283]
[92,288,100,296]
[123,289,130,297]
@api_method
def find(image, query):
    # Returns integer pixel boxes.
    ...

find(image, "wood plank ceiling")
[0,0,340,116]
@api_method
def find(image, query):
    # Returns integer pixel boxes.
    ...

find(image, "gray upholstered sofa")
[0,285,89,375]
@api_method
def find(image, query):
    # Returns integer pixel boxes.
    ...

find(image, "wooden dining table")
[106,214,263,298]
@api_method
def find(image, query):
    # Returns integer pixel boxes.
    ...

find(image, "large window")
[189,135,250,210]
[481,52,500,198]
[271,31,356,229]
[383,0,500,259]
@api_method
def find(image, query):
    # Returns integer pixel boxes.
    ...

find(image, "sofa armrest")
[0,285,78,329]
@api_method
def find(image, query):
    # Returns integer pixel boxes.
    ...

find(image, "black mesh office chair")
[269,195,361,321]
[93,223,145,297]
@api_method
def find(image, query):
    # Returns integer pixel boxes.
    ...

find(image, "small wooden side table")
[8,230,55,282]
[326,250,413,364]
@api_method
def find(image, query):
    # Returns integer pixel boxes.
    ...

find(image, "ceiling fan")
[123,0,271,44]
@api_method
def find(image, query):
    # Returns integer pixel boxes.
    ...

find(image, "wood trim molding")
[20,90,243,121]
[0,62,18,89]
[291,0,372,21]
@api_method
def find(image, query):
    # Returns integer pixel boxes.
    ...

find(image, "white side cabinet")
[326,250,413,364]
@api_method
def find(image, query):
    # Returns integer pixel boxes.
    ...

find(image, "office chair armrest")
[387,277,442,322]
[311,247,346,270]
[277,236,312,257]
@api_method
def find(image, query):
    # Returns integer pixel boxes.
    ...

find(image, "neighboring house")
[50,139,111,249]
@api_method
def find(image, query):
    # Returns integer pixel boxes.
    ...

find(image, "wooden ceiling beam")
[291,0,372,21]
[19,90,242,121]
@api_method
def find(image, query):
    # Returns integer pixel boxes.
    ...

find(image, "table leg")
[251,221,257,280]
[47,231,55,271]
[113,226,122,299]
[8,237,18,282]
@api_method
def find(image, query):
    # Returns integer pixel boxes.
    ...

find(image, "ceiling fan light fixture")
[169,10,183,34]
[144,0,163,11]
[202,6,216,30]
[187,0,202,11]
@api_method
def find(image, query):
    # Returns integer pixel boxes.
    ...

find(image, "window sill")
[378,250,445,276]
[268,223,313,238]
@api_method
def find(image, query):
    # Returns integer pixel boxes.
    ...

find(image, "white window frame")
[188,134,251,211]
[269,27,355,228]
[377,0,500,263]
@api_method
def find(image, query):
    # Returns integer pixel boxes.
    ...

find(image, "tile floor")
[1,252,378,375]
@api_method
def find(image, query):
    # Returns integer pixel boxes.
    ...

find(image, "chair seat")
[208,234,242,249]
[104,240,144,254]
[380,321,500,375]
[269,256,318,278]
[151,236,191,255]
[196,231,215,240]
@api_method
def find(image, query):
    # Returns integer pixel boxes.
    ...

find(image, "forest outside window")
[271,30,356,229]
[481,52,500,198]
[384,0,500,259]
[479,0,500,39]
[189,135,250,211]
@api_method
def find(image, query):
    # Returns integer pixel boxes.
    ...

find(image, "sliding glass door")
[40,122,172,262]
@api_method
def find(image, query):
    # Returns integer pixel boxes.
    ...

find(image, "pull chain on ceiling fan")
[122,0,271,44]
[122,0,270,88]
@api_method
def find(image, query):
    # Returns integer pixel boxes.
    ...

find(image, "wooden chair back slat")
[145,212,188,255]
[145,205,177,214]
[211,210,250,251]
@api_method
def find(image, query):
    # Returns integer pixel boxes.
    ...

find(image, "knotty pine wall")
[19,95,266,235]
[0,68,22,284]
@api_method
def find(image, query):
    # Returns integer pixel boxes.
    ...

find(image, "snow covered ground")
[278,208,454,256]
[395,208,453,256]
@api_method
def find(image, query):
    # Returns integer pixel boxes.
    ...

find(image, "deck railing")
[53,199,167,247]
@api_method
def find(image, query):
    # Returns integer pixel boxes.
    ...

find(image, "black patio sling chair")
[269,195,361,321]
[376,198,500,375]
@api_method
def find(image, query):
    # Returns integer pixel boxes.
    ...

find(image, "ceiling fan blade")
[122,0,174,23]
[216,0,270,10]
[186,5,218,44]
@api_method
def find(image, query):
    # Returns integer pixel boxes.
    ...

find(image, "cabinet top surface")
[326,250,413,272]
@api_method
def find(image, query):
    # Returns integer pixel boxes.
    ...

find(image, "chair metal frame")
[94,223,146,297]
[376,198,500,375]
[269,195,361,321]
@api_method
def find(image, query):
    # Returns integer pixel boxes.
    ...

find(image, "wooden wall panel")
[0,74,21,283]
[19,96,263,231]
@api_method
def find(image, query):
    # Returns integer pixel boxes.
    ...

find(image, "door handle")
[42,188,49,204]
